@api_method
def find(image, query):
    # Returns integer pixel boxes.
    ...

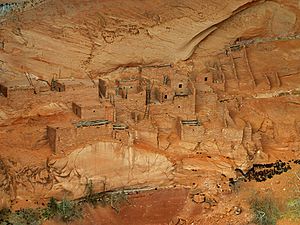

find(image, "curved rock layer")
[0,0,267,80]
[48,142,174,199]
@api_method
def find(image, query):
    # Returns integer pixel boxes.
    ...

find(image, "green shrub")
[57,198,82,222]
[85,180,98,207]
[284,198,300,220]
[4,208,42,225]
[250,196,281,225]
[108,191,128,213]
[42,197,58,220]
[43,197,82,223]
[1,188,128,224]
[83,180,128,212]
[0,208,11,224]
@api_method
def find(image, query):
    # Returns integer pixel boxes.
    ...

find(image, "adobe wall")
[114,91,146,122]
[131,111,143,123]
[72,103,82,118]
[98,79,107,98]
[8,88,35,99]
[154,87,174,103]
[113,130,129,145]
[104,104,115,122]
[141,66,174,83]
[134,129,158,147]
[180,124,205,143]
[222,128,243,144]
[151,94,196,119]
[47,124,113,152]
[53,80,95,92]
[152,115,178,134]
[47,125,77,153]
[47,126,57,152]
[118,79,141,94]
[172,79,189,96]
[196,73,213,84]
[6,88,36,109]
[76,124,113,144]
[81,106,106,120]
[72,103,115,121]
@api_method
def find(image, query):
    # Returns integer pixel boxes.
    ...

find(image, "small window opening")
[178,105,181,108]
[58,87,61,92]
[204,77,208,82]
[93,110,96,113]
[164,95,168,99]
[179,84,183,88]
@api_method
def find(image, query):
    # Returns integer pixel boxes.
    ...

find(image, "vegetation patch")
[81,180,128,213]
[250,195,281,225]
[1,207,43,225]
[43,198,82,222]
[0,198,82,225]
[283,198,300,220]
[0,182,128,224]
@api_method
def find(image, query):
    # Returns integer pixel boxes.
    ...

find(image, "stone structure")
[0,80,35,98]
[51,79,94,92]
[98,78,107,98]
[99,75,149,123]
[47,122,113,152]
[154,86,174,103]
[99,76,144,100]
[113,129,130,145]
[178,120,205,143]
[132,120,159,147]
[151,80,196,119]
[154,73,192,102]
[72,100,115,121]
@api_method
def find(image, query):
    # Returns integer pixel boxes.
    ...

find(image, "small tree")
[43,197,82,223]
[0,208,11,223]
[42,197,58,220]
[7,208,42,225]
[85,180,98,207]
[57,199,82,222]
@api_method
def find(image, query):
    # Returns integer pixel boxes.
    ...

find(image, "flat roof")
[55,79,94,87]
[73,100,114,108]
[72,100,101,107]
[0,71,35,88]
[0,79,34,90]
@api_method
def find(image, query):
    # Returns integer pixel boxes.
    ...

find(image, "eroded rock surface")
[0,0,300,224]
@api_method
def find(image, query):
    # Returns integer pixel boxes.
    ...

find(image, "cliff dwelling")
[1,0,300,225]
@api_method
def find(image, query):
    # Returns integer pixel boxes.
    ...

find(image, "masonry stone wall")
[179,124,205,143]
[47,124,113,152]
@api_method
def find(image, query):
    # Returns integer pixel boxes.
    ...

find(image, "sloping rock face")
[0,0,261,80]
[0,0,300,224]
[47,142,174,199]
[0,0,298,81]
